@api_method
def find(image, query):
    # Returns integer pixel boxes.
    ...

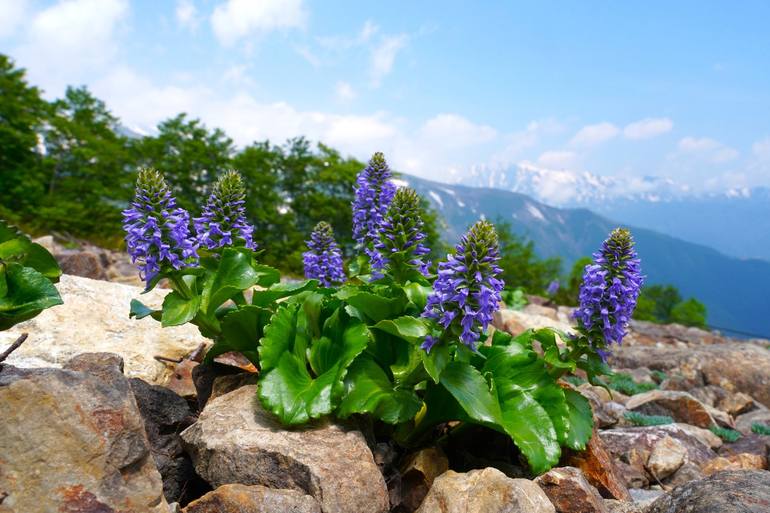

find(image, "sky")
[2,0,770,191]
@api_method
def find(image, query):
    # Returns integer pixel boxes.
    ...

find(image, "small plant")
[650,369,669,383]
[500,287,527,310]
[564,375,587,387]
[710,425,742,443]
[0,220,62,330]
[606,372,658,396]
[751,423,770,436]
[624,411,674,426]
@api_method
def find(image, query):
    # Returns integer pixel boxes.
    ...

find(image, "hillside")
[403,174,770,339]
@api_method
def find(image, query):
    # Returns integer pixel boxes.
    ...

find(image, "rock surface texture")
[0,353,168,513]
[181,385,389,513]
[646,469,770,513]
[0,275,209,384]
[182,484,321,513]
[534,466,608,513]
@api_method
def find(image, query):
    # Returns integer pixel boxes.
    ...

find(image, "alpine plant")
[352,152,397,276]
[574,228,643,349]
[422,220,504,352]
[373,187,431,278]
[122,169,198,287]
[303,221,346,287]
[195,170,257,251]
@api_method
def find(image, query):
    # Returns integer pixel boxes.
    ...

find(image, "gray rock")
[735,408,770,435]
[56,249,108,280]
[0,354,168,513]
[181,385,389,513]
[182,484,321,513]
[416,467,555,513]
[646,436,687,479]
[600,425,717,469]
[646,469,770,513]
[625,390,715,429]
[535,466,608,513]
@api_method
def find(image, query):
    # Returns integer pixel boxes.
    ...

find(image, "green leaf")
[129,298,160,320]
[439,361,501,426]
[0,239,62,281]
[161,291,201,327]
[252,264,281,288]
[373,316,429,343]
[421,343,451,383]
[532,383,571,445]
[0,264,63,330]
[336,287,406,322]
[563,388,594,450]
[258,303,301,372]
[496,379,561,474]
[404,282,431,310]
[533,329,575,372]
[251,279,318,307]
[338,355,422,424]
[200,248,262,315]
[206,305,271,364]
[0,266,7,298]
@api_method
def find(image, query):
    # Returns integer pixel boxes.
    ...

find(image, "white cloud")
[0,0,29,38]
[491,118,565,164]
[14,0,129,95]
[569,122,619,147]
[419,114,497,147]
[211,0,307,47]
[537,150,578,169]
[752,137,770,161]
[175,0,200,31]
[623,117,673,139]
[677,136,739,163]
[318,20,379,51]
[370,34,408,86]
[335,81,356,101]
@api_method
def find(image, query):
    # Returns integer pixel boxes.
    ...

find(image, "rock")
[719,434,770,462]
[625,390,715,428]
[182,484,321,513]
[629,488,665,505]
[0,275,209,384]
[399,448,450,513]
[672,422,723,449]
[181,385,389,513]
[600,425,717,471]
[646,436,687,479]
[562,429,632,501]
[56,249,108,280]
[578,384,619,428]
[415,467,555,513]
[646,469,770,513]
[493,308,573,338]
[702,453,767,475]
[691,385,758,417]
[0,354,168,513]
[735,408,770,435]
[663,461,704,488]
[613,460,649,489]
[210,372,260,402]
[534,466,608,513]
[129,378,203,503]
[603,500,646,513]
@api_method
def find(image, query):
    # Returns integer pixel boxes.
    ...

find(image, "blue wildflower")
[373,187,431,278]
[122,168,198,287]
[574,228,643,347]
[303,221,346,287]
[546,279,560,296]
[352,152,397,276]
[194,170,257,251]
[422,220,504,351]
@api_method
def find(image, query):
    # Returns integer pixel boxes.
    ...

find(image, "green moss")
[751,423,770,436]
[564,375,587,387]
[624,411,674,426]
[606,373,658,396]
[709,425,742,443]
[650,370,668,383]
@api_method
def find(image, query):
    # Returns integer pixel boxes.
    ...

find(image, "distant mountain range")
[401,174,770,339]
[458,164,770,262]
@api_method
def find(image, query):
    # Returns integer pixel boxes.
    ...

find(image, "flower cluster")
[352,152,397,276]
[373,188,431,278]
[422,220,504,352]
[303,221,346,287]
[194,170,257,251]
[574,228,643,347]
[122,168,198,287]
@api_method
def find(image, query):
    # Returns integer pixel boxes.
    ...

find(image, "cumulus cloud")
[623,117,673,139]
[537,150,578,169]
[752,136,770,161]
[211,0,307,47]
[370,34,408,86]
[569,122,619,147]
[677,136,739,163]
[0,0,29,38]
[176,0,200,31]
[335,81,356,101]
[420,114,497,147]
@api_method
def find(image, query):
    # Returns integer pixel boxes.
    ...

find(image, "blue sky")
[2,0,769,190]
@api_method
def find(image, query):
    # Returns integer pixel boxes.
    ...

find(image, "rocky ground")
[1,266,770,511]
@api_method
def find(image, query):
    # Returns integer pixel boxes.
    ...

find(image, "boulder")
[182,484,321,513]
[0,354,168,513]
[701,453,767,475]
[180,385,389,513]
[399,447,450,513]
[493,308,573,337]
[600,425,717,471]
[646,436,687,479]
[56,249,108,280]
[534,466,608,513]
[0,275,209,384]
[415,467,555,513]
[646,470,770,513]
[735,408,770,435]
[562,429,631,501]
[719,434,770,462]
[624,390,715,429]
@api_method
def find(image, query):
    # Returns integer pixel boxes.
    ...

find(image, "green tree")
[494,219,561,294]
[554,256,592,306]
[670,298,707,328]
[633,284,707,327]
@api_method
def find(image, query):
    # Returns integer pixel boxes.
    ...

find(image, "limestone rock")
[534,466,608,513]
[415,467,555,513]
[600,425,717,471]
[182,484,321,513]
[181,385,389,513]
[625,390,715,428]
[493,308,573,337]
[646,470,770,513]
[701,453,767,475]
[0,275,209,384]
[0,354,168,513]
[646,436,687,479]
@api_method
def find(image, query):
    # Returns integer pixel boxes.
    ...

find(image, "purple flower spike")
[122,168,198,287]
[373,187,431,279]
[422,220,504,351]
[194,170,257,251]
[546,279,560,296]
[352,152,397,276]
[573,228,644,347]
[303,221,346,287]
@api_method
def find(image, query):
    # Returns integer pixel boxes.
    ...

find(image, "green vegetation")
[623,411,674,426]
[751,423,770,436]
[553,257,592,306]
[500,287,527,310]
[563,375,587,387]
[494,219,562,296]
[634,284,707,328]
[710,425,742,443]
[605,373,658,396]
[650,370,669,383]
